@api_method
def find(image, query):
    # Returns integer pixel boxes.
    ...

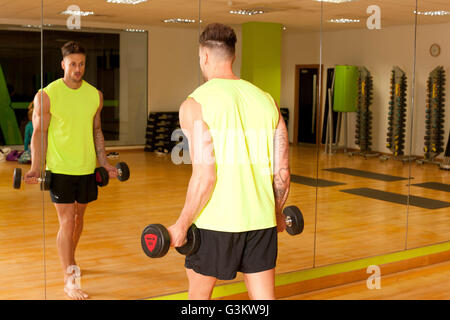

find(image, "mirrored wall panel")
[315,0,417,266]
[196,0,322,291]
[41,0,199,300]
[407,0,450,249]
[3,0,447,300]
[0,0,46,299]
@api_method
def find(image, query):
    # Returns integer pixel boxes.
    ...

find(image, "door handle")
[312,74,317,134]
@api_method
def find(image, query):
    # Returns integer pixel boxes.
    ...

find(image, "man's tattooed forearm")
[94,128,107,165]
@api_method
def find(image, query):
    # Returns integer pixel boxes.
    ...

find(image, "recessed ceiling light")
[230,10,265,16]
[414,10,450,16]
[314,0,359,3]
[22,24,53,28]
[125,28,146,32]
[107,0,148,4]
[328,18,361,23]
[61,9,94,16]
[163,18,196,24]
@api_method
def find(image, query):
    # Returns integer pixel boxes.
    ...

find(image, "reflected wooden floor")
[0,145,448,299]
[283,260,450,300]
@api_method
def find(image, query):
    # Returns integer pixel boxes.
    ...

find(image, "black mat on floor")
[411,182,450,193]
[324,167,409,182]
[291,175,345,187]
[341,188,450,210]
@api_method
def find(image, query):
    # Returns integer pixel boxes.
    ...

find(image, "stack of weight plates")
[386,67,408,157]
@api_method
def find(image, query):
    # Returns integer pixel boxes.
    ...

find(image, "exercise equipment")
[325,66,359,155]
[141,224,201,258]
[141,206,305,259]
[94,162,130,187]
[350,67,379,158]
[333,65,359,113]
[145,112,180,154]
[12,168,51,190]
[417,66,446,167]
[380,67,413,163]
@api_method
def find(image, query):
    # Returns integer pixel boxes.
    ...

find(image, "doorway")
[294,65,323,144]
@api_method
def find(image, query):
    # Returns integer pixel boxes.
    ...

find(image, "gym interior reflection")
[0,0,448,299]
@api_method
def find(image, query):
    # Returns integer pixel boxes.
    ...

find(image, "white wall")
[147,25,242,113]
[281,31,320,142]
[147,26,199,112]
[280,23,450,157]
[321,25,417,155]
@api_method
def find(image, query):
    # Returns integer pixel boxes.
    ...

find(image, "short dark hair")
[61,41,86,58]
[199,23,237,58]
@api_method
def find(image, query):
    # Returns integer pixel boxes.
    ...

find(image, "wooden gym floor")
[283,260,450,300]
[0,144,448,299]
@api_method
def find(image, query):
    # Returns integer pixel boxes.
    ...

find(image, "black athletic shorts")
[49,173,98,204]
[185,227,278,280]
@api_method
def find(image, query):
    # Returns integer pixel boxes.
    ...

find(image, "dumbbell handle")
[23,176,45,182]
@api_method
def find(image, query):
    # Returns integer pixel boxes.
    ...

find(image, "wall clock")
[430,43,441,57]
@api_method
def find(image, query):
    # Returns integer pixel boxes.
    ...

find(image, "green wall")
[0,64,23,145]
[241,22,282,105]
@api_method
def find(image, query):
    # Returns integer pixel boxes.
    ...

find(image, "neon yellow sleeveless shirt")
[43,78,100,175]
[188,78,279,232]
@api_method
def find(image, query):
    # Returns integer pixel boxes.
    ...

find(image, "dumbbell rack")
[380,67,414,163]
[349,67,379,159]
[417,66,446,166]
[145,112,180,154]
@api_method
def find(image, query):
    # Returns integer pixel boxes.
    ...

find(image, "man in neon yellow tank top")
[168,23,291,299]
[24,41,118,300]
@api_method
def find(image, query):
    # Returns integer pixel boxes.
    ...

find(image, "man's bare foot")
[64,265,88,300]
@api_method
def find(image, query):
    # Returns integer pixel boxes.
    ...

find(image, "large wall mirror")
[0,0,46,299]
[407,0,450,249]
[1,0,448,300]
[39,0,200,300]
[315,0,418,267]
[196,0,322,292]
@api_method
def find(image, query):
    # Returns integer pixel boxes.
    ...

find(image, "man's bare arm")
[273,107,290,217]
[93,91,108,167]
[168,98,216,246]
[29,91,51,175]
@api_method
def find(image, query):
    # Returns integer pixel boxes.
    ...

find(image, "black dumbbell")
[95,162,130,187]
[141,224,200,258]
[141,206,304,259]
[12,168,52,190]
[283,206,305,235]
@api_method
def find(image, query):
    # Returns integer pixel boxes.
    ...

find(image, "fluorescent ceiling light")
[107,0,148,4]
[163,18,196,24]
[22,24,53,28]
[328,18,360,23]
[315,0,358,3]
[414,10,450,16]
[230,10,265,16]
[61,9,94,16]
[125,28,146,32]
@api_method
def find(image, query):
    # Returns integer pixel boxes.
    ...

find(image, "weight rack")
[145,112,180,154]
[350,67,379,158]
[417,66,446,167]
[380,66,414,163]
